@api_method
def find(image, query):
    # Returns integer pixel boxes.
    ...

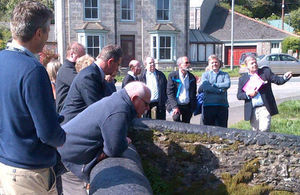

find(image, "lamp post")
[230,0,235,70]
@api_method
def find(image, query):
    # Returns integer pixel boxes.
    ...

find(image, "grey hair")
[244,55,257,65]
[124,81,151,99]
[176,56,185,66]
[10,1,53,42]
[207,54,220,63]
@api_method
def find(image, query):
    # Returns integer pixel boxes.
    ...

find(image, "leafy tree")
[0,27,11,50]
[281,36,300,53]
[289,7,300,33]
[220,2,253,18]
[0,0,54,21]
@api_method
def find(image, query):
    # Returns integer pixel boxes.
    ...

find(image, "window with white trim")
[151,34,175,61]
[84,0,100,20]
[121,0,134,21]
[190,43,222,62]
[78,33,105,58]
[157,0,170,21]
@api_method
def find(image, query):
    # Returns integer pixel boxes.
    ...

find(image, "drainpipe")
[141,0,144,62]
[56,0,65,63]
[185,0,189,57]
[114,0,117,44]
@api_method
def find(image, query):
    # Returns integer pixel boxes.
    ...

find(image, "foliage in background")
[289,7,300,33]
[219,2,253,17]
[219,0,299,20]
[281,36,300,53]
[0,0,54,21]
[0,27,11,50]
[230,100,300,136]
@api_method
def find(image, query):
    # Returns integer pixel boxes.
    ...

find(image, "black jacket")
[237,67,288,121]
[61,63,106,124]
[139,69,167,107]
[122,74,137,88]
[166,70,197,112]
[55,60,77,113]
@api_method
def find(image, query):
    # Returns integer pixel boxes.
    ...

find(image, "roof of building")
[152,23,179,31]
[203,6,299,42]
[189,29,222,44]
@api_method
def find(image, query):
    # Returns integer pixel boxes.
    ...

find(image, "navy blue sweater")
[58,89,136,182]
[0,49,66,169]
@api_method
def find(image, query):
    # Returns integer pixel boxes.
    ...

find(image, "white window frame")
[83,0,100,20]
[151,34,176,62]
[156,0,171,22]
[78,33,105,58]
[120,0,135,22]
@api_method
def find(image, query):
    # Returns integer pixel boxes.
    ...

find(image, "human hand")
[173,107,180,115]
[246,89,258,97]
[126,137,132,145]
[97,152,107,162]
[284,71,292,80]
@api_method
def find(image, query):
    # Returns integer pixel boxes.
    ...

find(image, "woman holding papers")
[199,55,231,127]
[237,56,292,132]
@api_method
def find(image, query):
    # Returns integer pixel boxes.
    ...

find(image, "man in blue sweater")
[58,82,151,194]
[0,1,66,194]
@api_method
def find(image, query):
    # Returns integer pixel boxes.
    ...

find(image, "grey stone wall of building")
[89,145,153,195]
[64,0,188,69]
[131,118,300,192]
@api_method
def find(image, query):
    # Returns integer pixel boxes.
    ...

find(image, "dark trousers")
[172,104,193,123]
[145,102,166,120]
[202,106,228,128]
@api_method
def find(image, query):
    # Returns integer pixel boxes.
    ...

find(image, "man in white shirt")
[237,56,292,131]
[166,56,197,123]
[139,57,167,119]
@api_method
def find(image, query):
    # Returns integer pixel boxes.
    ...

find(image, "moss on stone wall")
[129,129,296,194]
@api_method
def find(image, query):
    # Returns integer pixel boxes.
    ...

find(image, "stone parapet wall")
[90,145,152,195]
[130,119,300,193]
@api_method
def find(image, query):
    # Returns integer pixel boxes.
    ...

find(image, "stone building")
[55,0,189,69]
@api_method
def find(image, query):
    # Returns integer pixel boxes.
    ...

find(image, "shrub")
[281,36,300,53]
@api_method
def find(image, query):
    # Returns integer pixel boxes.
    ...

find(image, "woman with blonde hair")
[75,54,95,72]
[46,60,62,100]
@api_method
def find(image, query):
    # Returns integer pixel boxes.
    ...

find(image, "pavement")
[116,77,300,126]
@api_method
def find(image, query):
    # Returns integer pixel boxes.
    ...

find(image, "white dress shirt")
[177,71,190,104]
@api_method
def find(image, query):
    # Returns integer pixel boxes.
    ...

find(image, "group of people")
[0,1,294,195]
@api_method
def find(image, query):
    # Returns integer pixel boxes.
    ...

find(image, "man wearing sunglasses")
[166,56,197,123]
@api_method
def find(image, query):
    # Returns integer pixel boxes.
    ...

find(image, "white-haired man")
[237,56,292,131]
[58,81,150,194]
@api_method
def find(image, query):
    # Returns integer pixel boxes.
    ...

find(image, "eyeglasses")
[184,61,191,64]
[138,96,150,107]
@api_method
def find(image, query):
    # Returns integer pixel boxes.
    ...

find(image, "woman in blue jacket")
[199,55,231,127]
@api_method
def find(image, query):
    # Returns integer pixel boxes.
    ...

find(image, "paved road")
[116,77,300,126]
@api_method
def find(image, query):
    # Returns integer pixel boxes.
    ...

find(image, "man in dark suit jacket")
[61,45,122,124]
[55,42,85,113]
[237,56,292,131]
[121,60,141,88]
[59,45,122,194]
[139,57,167,120]
[166,56,197,123]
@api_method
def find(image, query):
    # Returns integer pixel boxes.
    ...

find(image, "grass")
[230,100,300,136]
